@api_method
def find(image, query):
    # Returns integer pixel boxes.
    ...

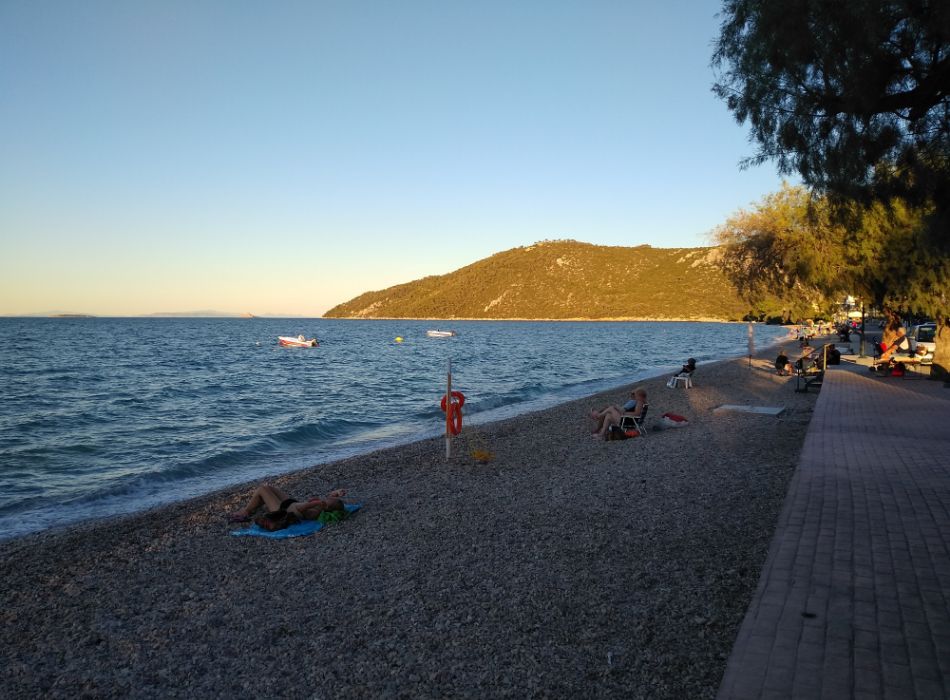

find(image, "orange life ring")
[440,391,465,435]
[440,391,465,411]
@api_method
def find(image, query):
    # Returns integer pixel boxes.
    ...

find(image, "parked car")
[907,323,937,363]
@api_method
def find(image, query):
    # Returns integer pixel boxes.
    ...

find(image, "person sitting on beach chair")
[825,344,841,365]
[794,349,821,375]
[590,388,647,439]
[875,334,909,367]
[673,358,696,379]
[618,400,649,437]
[667,358,696,388]
[589,391,639,434]
[876,309,909,362]
[228,483,346,523]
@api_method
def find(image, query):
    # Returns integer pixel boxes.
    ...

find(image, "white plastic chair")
[671,373,693,388]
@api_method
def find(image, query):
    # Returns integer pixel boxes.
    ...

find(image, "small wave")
[462,391,540,416]
[61,418,365,502]
[8,410,111,434]
[458,372,638,417]
[226,418,367,458]
[9,365,77,378]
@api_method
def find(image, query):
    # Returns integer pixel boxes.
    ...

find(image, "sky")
[0,0,787,317]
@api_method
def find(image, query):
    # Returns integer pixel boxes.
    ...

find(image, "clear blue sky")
[0,0,785,316]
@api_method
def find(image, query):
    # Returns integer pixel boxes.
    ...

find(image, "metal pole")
[747,321,754,368]
[445,359,452,461]
[859,304,866,358]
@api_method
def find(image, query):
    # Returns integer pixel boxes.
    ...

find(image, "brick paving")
[718,366,950,699]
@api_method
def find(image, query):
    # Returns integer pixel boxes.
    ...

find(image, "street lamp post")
[859,304,867,358]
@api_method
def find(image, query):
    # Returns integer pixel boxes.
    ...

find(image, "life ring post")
[440,362,466,459]
[445,359,452,460]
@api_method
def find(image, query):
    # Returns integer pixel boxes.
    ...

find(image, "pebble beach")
[1,346,820,699]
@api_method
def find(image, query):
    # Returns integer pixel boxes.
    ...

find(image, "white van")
[907,323,937,363]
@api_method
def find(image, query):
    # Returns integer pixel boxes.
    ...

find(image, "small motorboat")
[426,329,456,338]
[278,335,318,347]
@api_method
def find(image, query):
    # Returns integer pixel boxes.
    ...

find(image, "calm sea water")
[0,318,787,539]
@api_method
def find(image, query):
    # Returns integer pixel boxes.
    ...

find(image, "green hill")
[324,240,771,321]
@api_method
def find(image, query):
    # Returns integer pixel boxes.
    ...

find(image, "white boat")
[278,335,318,347]
[426,329,456,338]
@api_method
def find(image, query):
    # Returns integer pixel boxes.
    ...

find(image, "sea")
[0,318,789,540]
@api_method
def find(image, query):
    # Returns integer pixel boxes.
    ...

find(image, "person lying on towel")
[228,483,346,524]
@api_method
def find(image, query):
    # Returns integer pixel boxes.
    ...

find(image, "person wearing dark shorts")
[228,483,345,523]
[278,498,297,511]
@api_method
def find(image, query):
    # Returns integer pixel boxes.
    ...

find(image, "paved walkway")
[718,365,950,699]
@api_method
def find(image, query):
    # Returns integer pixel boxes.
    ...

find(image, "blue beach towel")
[231,503,362,539]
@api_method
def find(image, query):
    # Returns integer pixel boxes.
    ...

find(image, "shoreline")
[0,339,818,698]
[7,315,782,323]
[320,316,773,323]
[1,328,793,543]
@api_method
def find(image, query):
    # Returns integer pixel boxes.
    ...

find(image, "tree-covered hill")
[324,240,780,321]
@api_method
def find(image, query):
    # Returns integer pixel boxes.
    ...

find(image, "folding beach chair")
[619,404,649,437]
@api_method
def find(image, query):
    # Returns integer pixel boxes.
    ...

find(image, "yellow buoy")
[395,336,403,343]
